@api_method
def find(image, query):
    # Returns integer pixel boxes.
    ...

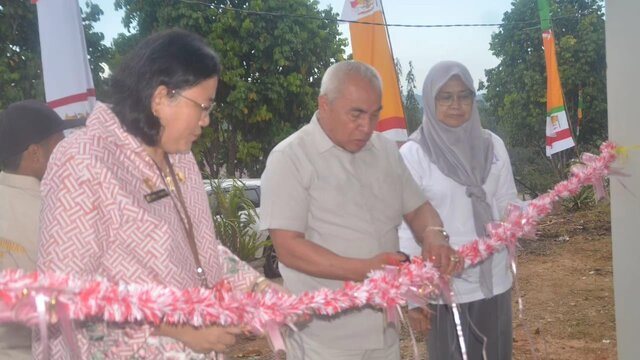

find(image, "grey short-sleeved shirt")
[260,114,426,350]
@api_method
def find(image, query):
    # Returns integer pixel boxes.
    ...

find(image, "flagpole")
[379,0,402,91]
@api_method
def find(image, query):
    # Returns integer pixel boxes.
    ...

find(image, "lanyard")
[154,153,209,288]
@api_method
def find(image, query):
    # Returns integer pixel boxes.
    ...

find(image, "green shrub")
[562,186,596,212]
[207,179,270,261]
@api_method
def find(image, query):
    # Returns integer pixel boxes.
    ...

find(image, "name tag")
[144,189,170,203]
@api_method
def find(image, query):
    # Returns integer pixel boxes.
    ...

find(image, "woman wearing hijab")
[398,61,518,359]
[36,29,273,358]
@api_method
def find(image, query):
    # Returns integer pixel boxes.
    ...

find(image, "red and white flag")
[35,0,95,120]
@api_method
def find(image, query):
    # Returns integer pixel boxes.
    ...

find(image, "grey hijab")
[410,61,496,297]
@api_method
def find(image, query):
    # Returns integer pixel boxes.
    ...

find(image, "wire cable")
[178,0,587,29]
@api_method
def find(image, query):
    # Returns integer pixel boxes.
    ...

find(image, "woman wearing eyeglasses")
[398,61,518,360]
[36,29,272,358]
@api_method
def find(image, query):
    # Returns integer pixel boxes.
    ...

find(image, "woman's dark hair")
[110,29,221,146]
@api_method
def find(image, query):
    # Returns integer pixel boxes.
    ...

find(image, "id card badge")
[144,189,170,203]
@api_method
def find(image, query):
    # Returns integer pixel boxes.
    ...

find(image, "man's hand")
[371,251,410,267]
[270,228,411,282]
[423,242,464,276]
[407,307,431,335]
[366,252,409,270]
[155,324,244,354]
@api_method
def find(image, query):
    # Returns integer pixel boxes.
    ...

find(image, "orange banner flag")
[538,0,575,156]
[342,0,407,142]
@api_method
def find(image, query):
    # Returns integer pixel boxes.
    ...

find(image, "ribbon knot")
[465,185,487,201]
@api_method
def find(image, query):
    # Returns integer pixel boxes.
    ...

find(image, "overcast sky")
[92,0,514,90]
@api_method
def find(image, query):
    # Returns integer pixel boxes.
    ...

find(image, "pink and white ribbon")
[0,142,619,354]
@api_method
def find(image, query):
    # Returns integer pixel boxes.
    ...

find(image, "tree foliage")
[113,0,347,177]
[81,1,113,95]
[403,61,422,135]
[0,0,111,109]
[481,0,606,192]
[0,0,43,109]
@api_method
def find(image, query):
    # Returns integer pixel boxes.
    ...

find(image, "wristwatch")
[425,226,450,243]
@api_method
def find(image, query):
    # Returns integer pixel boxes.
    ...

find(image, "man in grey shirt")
[260,61,461,359]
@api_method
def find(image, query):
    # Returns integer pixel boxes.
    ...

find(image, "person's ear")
[151,85,171,120]
[318,95,330,114]
[23,143,41,163]
[19,143,47,174]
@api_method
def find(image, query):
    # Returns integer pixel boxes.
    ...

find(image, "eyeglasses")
[435,90,475,107]
[171,90,215,115]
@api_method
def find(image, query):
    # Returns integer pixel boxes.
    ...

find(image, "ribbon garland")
[0,142,619,335]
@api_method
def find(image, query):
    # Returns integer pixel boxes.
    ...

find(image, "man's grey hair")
[320,61,383,102]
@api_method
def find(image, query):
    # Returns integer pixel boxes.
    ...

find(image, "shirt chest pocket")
[366,171,403,221]
[311,172,364,215]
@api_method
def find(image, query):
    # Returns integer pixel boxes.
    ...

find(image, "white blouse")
[398,132,519,304]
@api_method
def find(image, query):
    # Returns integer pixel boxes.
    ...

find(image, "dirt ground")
[227,203,616,359]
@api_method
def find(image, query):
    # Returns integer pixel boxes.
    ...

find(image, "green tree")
[0,1,112,109]
[403,61,422,135]
[0,0,44,109]
[81,1,113,95]
[476,89,500,135]
[481,0,606,192]
[114,0,347,177]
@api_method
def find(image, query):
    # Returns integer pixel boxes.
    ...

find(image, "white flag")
[36,0,95,121]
